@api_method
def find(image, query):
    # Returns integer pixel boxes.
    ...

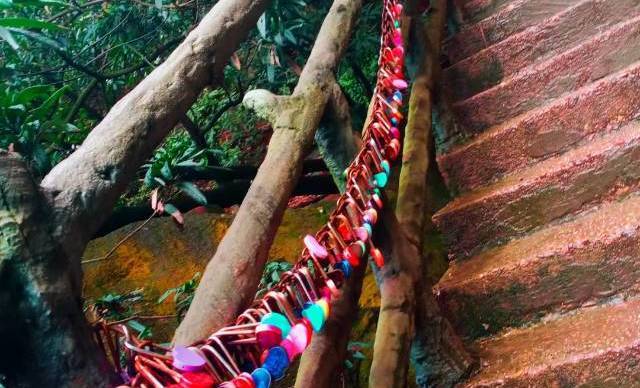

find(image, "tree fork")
[174,0,364,345]
[396,0,473,385]
[315,81,362,192]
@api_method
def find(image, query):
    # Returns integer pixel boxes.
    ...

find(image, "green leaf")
[13,0,67,6]
[352,351,366,360]
[127,319,147,334]
[0,17,60,30]
[175,160,200,168]
[257,13,267,39]
[163,203,179,215]
[15,84,50,104]
[266,64,275,83]
[160,161,173,180]
[0,26,18,49]
[0,0,12,8]
[7,27,64,50]
[27,85,68,121]
[157,289,175,303]
[284,29,296,44]
[177,181,207,205]
[144,167,155,187]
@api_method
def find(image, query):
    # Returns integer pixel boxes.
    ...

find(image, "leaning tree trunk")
[174,0,364,345]
[0,1,269,385]
[397,1,473,386]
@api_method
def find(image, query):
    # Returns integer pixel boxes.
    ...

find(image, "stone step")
[444,0,640,102]
[434,121,640,259]
[438,61,640,194]
[453,16,640,134]
[445,0,581,65]
[453,0,516,25]
[461,299,640,387]
[436,192,640,339]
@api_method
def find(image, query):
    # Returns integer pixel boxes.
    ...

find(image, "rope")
[96,1,406,386]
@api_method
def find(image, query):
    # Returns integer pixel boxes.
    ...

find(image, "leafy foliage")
[86,288,153,339]
[255,259,293,298]
[1,0,379,203]
[157,272,200,320]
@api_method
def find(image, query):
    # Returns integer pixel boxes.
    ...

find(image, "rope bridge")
[94,1,406,386]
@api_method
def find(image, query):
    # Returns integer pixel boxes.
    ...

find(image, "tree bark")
[369,208,417,388]
[0,151,116,387]
[294,257,367,388]
[396,1,473,386]
[40,0,271,266]
[315,81,362,192]
[174,0,363,345]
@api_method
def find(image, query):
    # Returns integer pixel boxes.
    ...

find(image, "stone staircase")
[433,0,640,385]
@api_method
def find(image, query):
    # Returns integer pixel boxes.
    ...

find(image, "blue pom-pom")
[336,260,352,278]
[252,367,272,388]
[262,346,289,381]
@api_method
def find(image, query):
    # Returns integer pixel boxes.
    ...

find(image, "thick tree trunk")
[174,0,363,345]
[0,151,115,387]
[40,0,270,265]
[369,208,417,388]
[396,1,473,386]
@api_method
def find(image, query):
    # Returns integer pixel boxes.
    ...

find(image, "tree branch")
[180,113,207,149]
[174,0,363,345]
[65,78,98,123]
[315,81,362,192]
[96,170,337,236]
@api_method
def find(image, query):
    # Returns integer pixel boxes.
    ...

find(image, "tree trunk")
[0,151,116,387]
[369,208,417,388]
[396,1,473,386]
[174,0,364,345]
[40,0,270,265]
[295,87,365,388]
[294,258,367,387]
[315,81,362,192]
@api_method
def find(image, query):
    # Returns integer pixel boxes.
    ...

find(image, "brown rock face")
[435,0,640,385]
[83,201,335,340]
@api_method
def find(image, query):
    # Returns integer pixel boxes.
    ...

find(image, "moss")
[453,283,527,339]
[456,58,504,103]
